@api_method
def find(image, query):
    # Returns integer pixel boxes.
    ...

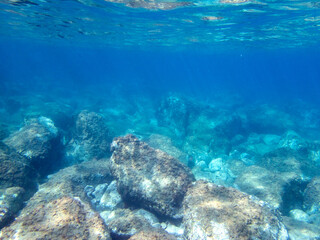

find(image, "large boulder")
[147,134,187,165]
[235,165,303,211]
[3,116,61,175]
[183,180,289,240]
[0,142,37,191]
[0,187,25,229]
[24,160,113,211]
[110,134,195,218]
[65,110,113,164]
[0,142,38,229]
[0,196,111,240]
[0,160,113,236]
[304,177,320,215]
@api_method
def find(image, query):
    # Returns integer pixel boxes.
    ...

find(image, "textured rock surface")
[110,134,194,218]
[24,160,113,211]
[3,117,61,174]
[147,134,187,165]
[100,208,155,239]
[283,217,320,240]
[0,196,111,240]
[65,110,113,163]
[235,165,287,209]
[304,177,320,214]
[0,142,37,190]
[0,187,25,229]
[129,228,177,240]
[0,160,113,238]
[85,180,124,211]
[183,180,289,240]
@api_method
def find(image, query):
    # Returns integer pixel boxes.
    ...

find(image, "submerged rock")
[236,165,306,213]
[0,196,111,240]
[65,110,113,164]
[156,95,193,138]
[147,134,187,165]
[0,160,113,237]
[235,165,287,209]
[3,116,61,175]
[0,142,37,191]
[283,216,320,240]
[244,104,294,135]
[289,209,310,223]
[110,134,194,218]
[129,228,177,240]
[85,180,124,211]
[26,160,113,210]
[101,208,157,239]
[304,177,320,215]
[0,187,25,229]
[183,180,289,240]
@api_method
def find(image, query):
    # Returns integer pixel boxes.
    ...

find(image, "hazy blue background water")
[1,39,320,106]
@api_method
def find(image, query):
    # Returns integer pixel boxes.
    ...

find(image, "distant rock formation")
[65,110,113,164]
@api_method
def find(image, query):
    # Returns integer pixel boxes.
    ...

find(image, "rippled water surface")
[1,0,320,49]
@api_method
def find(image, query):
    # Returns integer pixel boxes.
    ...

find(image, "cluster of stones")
[1,100,320,239]
[0,134,293,240]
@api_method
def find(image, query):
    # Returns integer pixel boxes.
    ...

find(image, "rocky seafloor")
[0,86,320,240]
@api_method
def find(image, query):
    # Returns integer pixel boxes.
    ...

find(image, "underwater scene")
[1,0,320,239]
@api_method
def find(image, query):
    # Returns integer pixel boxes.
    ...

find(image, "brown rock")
[0,142,37,191]
[0,196,110,240]
[110,135,194,218]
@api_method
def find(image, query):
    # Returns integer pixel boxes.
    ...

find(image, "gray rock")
[110,135,194,218]
[236,165,305,213]
[235,165,286,209]
[289,209,310,223]
[161,222,184,239]
[86,180,124,211]
[100,208,155,239]
[135,209,160,228]
[23,160,113,212]
[183,180,289,240]
[128,228,177,240]
[304,177,320,215]
[0,187,25,229]
[283,216,320,240]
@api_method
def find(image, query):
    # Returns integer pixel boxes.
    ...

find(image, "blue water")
[1,0,320,105]
[1,40,320,105]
